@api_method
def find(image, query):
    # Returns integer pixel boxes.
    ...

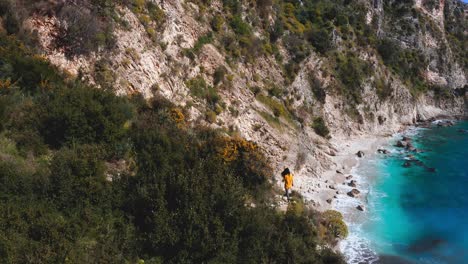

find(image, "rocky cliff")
[4,0,466,208]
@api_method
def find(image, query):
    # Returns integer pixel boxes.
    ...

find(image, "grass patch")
[256,95,298,129]
[186,76,220,108]
[258,110,282,131]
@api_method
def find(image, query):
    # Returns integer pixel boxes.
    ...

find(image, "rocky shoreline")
[310,115,466,212]
[328,116,464,262]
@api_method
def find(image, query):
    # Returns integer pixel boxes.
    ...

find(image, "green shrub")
[222,0,241,14]
[312,117,330,138]
[213,66,227,85]
[94,58,116,90]
[257,94,285,117]
[267,84,283,98]
[147,2,166,28]
[306,26,332,54]
[184,33,213,59]
[0,33,65,93]
[229,15,251,36]
[375,77,392,100]
[319,210,348,243]
[186,76,220,108]
[211,15,225,32]
[309,75,326,103]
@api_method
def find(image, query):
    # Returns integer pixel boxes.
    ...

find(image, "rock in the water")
[407,147,417,152]
[345,175,353,180]
[378,149,390,154]
[396,140,408,148]
[402,136,412,142]
[405,142,417,152]
[348,180,357,187]
[356,151,365,158]
[356,205,365,211]
[326,199,332,204]
[347,189,360,198]
[436,120,455,127]
[403,161,411,168]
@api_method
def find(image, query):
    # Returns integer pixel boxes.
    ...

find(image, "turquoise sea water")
[341,121,468,264]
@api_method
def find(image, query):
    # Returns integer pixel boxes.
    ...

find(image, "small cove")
[338,121,468,264]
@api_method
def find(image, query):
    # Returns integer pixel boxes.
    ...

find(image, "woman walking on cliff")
[282,168,293,202]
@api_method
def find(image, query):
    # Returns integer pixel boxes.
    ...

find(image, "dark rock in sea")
[347,189,360,198]
[377,148,390,154]
[406,154,415,159]
[408,147,417,152]
[356,150,365,158]
[356,205,365,211]
[436,120,455,127]
[345,175,353,180]
[396,140,408,148]
[404,141,414,149]
[427,167,436,173]
[348,180,357,187]
[413,160,424,167]
[403,161,411,168]
[402,136,412,142]
[326,198,332,204]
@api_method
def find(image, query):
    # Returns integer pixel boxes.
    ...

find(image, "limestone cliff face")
[20,0,466,206]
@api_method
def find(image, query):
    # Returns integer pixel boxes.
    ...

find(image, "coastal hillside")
[0,0,466,262]
[2,0,465,202]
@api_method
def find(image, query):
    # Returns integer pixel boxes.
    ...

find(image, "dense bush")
[0,34,64,93]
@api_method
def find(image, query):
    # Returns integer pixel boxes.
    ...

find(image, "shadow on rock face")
[377,255,416,264]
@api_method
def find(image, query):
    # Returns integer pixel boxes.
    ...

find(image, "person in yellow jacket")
[282,168,293,201]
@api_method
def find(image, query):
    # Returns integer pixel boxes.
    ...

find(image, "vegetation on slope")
[0,33,346,263]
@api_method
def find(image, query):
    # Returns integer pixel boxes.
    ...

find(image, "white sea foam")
[334,152,385,263]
